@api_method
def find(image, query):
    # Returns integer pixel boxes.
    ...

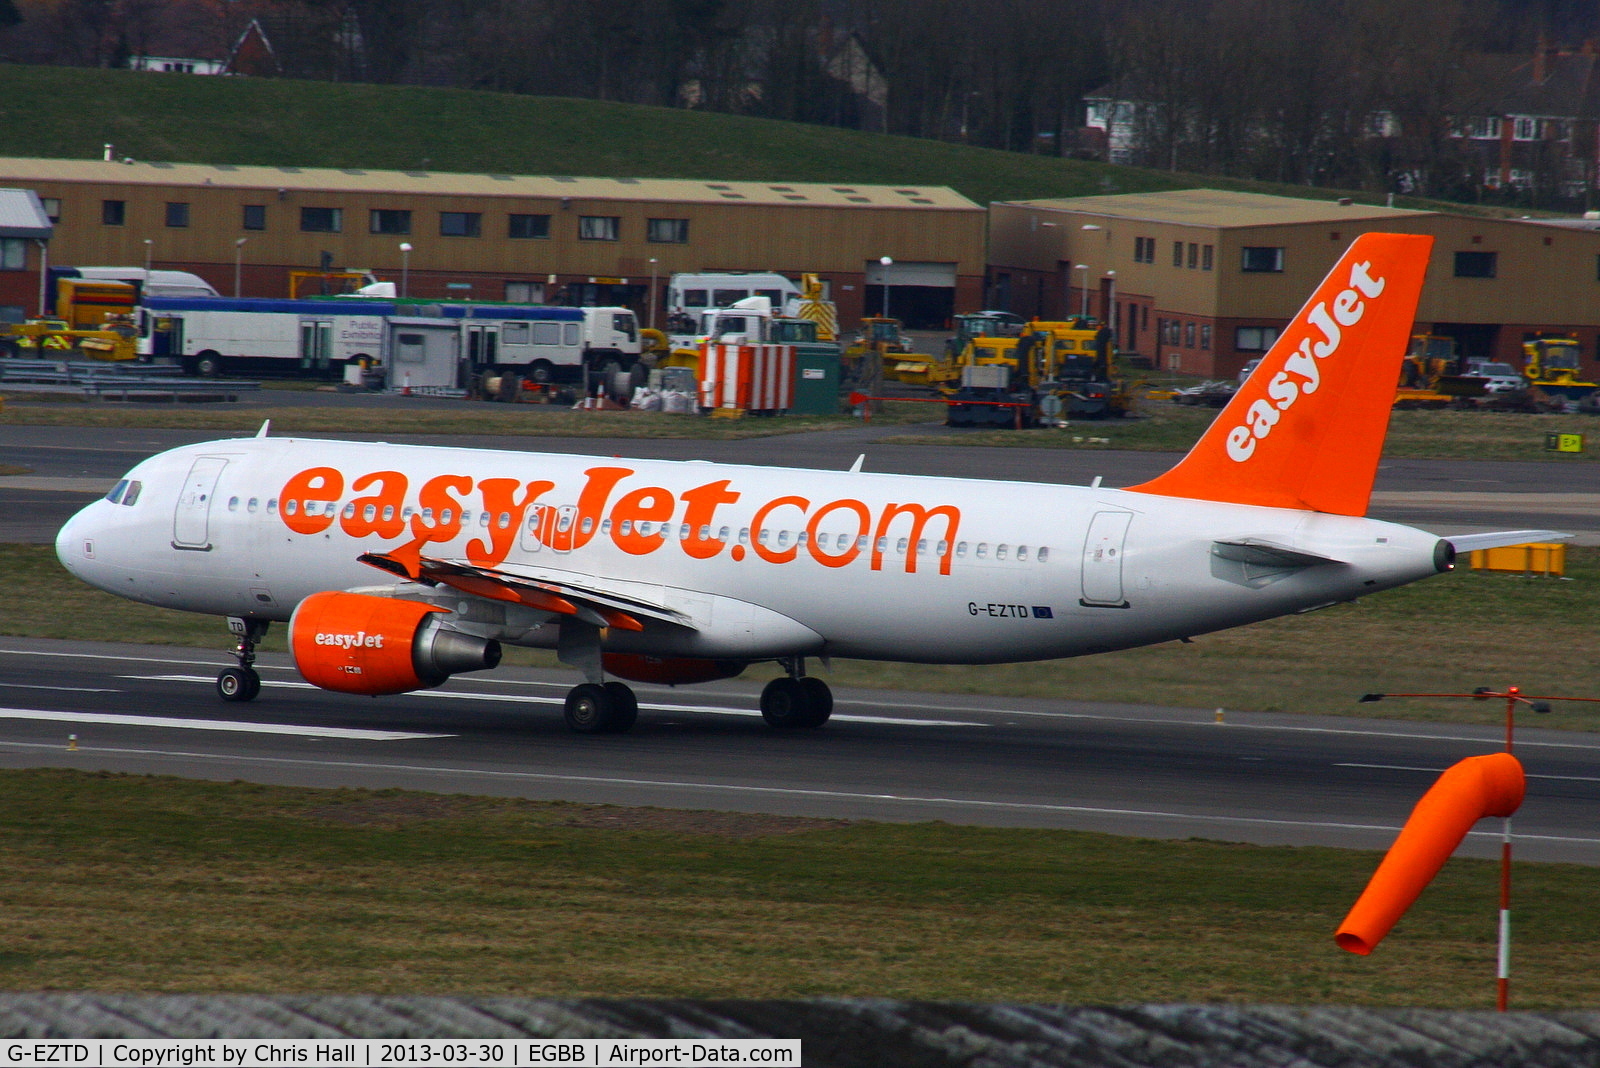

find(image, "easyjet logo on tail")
[1226,259,1388,463]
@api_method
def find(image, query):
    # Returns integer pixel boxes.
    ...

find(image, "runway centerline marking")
[5,739,1598,848]
[0,707,450,741]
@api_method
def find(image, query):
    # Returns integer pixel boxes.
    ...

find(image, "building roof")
[0,157,979,211]
[1001,188,1434,229]
[0,188,53,239]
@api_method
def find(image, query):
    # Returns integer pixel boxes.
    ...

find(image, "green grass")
[0,766,1592,1006]
[11,541,1600,729]
[0,65,1540,214]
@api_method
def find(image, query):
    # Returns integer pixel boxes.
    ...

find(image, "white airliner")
[55,234,1554,733]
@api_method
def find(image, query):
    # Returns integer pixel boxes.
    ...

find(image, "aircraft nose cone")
[54,501,98,580]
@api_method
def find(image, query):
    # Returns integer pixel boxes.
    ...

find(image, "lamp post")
[1106,269,1117,339]
[142,239,152,273]
[233,237,247,298]
[399,242,412,298]
[1074,263,1089,318]
[878,255,893,319]
[648,257,658,330]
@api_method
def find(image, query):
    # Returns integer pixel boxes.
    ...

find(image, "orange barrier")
[1335,752,1525,955]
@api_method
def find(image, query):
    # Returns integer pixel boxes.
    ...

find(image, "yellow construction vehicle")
[1393,334,1488,408]
[945,319,1134,425]
[1522,336,1599,401]
[2,279,139,361]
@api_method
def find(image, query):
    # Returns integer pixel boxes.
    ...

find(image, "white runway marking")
[0,706,449,741]
[121,675,986,728]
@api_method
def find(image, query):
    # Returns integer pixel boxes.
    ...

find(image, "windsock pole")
[1351,686,1600,1010]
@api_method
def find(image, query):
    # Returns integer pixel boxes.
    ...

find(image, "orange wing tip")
[1334,752,1525,955]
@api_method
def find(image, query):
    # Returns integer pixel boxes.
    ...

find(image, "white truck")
[666,273,802,322]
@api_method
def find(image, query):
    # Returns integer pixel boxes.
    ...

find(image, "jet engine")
[602,652,747,686]
[288,590,501,695]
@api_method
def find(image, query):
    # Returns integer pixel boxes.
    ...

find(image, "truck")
[1522,336,1599,402]
[663,296,842,370]
[3,278,142,361]
[666,272,802,321]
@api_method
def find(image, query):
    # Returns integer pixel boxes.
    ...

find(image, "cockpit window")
[105,480,128,505]
[122,480,142,506]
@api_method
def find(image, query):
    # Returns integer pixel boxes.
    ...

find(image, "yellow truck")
[2,279,140,361]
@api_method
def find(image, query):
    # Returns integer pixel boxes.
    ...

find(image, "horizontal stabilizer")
[1444,530,1570,554]
[1212,539,1343,569]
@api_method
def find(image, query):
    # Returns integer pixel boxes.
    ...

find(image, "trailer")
[142,297,394,376]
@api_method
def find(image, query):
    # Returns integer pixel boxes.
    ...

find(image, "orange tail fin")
[1129,232,1433,516]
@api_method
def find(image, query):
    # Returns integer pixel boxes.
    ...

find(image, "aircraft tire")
[564,682,616,733]
[602,681,638,733]
[796,676,833,728]
[761,676,817,729]
[217,666,259,702]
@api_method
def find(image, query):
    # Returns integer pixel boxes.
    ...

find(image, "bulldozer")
[1393,334,1488,408]
[945,319,1133,427]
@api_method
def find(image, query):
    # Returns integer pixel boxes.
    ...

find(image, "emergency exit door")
[1080,511,1132,607]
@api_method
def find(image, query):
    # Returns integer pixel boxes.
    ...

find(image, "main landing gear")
[557,621,638,734]
[217,616,268,702]
[760,658,832,729]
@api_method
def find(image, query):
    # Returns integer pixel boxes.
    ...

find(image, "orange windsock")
[1335,752,1525,955]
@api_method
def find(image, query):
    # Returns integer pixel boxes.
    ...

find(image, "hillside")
[0,64,1503,213]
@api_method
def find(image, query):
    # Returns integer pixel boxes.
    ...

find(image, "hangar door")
[864,260,956,330]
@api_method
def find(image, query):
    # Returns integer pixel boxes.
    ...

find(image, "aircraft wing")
[1443,530,1570,554]
[359,549,694,633]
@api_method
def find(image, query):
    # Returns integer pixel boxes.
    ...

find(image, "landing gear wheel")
[565,682,624,733]
[603,681,638,733]
[796,676,833,728]
[217,666,260,702]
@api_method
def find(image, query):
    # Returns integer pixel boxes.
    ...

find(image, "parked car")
[1469,361,1524,393]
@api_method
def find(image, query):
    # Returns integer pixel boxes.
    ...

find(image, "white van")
[666,273,800,318]
[54,266,220,299]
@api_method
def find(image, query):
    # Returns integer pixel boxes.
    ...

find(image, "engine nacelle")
[602,652,747,686]
[289,590,502,696]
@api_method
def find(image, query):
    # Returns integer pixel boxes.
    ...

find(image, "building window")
[40,197,60,223]
[580,215,620,241]
[102,200,126,226]
[647,218,689,244]
[1236,325,1281,351]
[0,238,24,270]
[1241,246,1285,272]
[300,207,343,233]
[165,202,190,228]
[440,211,481,238]
[1184,321,1196,347]
[242,204,266,231]
[1172,240,1184,267]
[1186,242,1198,268]
[1134,236,1155,263]
[1202,245,1214,270]
[370,209,411,235]
[1454,250,1497,278]
[1513,117,1538,141]
[1200,324,1211,350]
[509,213,550,239]
[505,280,546,303]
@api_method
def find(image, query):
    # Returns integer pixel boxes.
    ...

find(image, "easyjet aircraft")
[55,234,1554,733]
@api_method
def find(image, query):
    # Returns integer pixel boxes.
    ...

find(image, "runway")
[2,636,1598,864]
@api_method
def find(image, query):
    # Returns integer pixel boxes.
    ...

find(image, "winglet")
[255,419,272,438]
[1129,233,1433,516]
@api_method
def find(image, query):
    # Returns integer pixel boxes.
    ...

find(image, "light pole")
[878,255,892,319]
[648,257,658,330]
[1106,269,1117,338]
[233,237,247,298]
[1074,263,1089,318]
[142,239,152,273]
[399,242,412,298]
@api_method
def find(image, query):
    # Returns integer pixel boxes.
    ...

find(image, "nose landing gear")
[218,616,268,702]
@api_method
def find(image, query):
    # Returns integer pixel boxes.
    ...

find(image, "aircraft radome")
[55,233,1558,733]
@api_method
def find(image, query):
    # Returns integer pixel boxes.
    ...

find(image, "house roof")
[0,157,979,211]
[0,188,53,239]
[999,188,1432,229]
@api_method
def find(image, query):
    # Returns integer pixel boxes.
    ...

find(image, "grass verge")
[0,767,1594,1006]
[9,543,1600,730]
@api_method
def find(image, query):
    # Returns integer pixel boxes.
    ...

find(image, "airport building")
[988,188,1600,377]
[0,157,987,329]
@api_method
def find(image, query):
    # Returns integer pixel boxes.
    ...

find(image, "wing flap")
[357,550,698,633]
